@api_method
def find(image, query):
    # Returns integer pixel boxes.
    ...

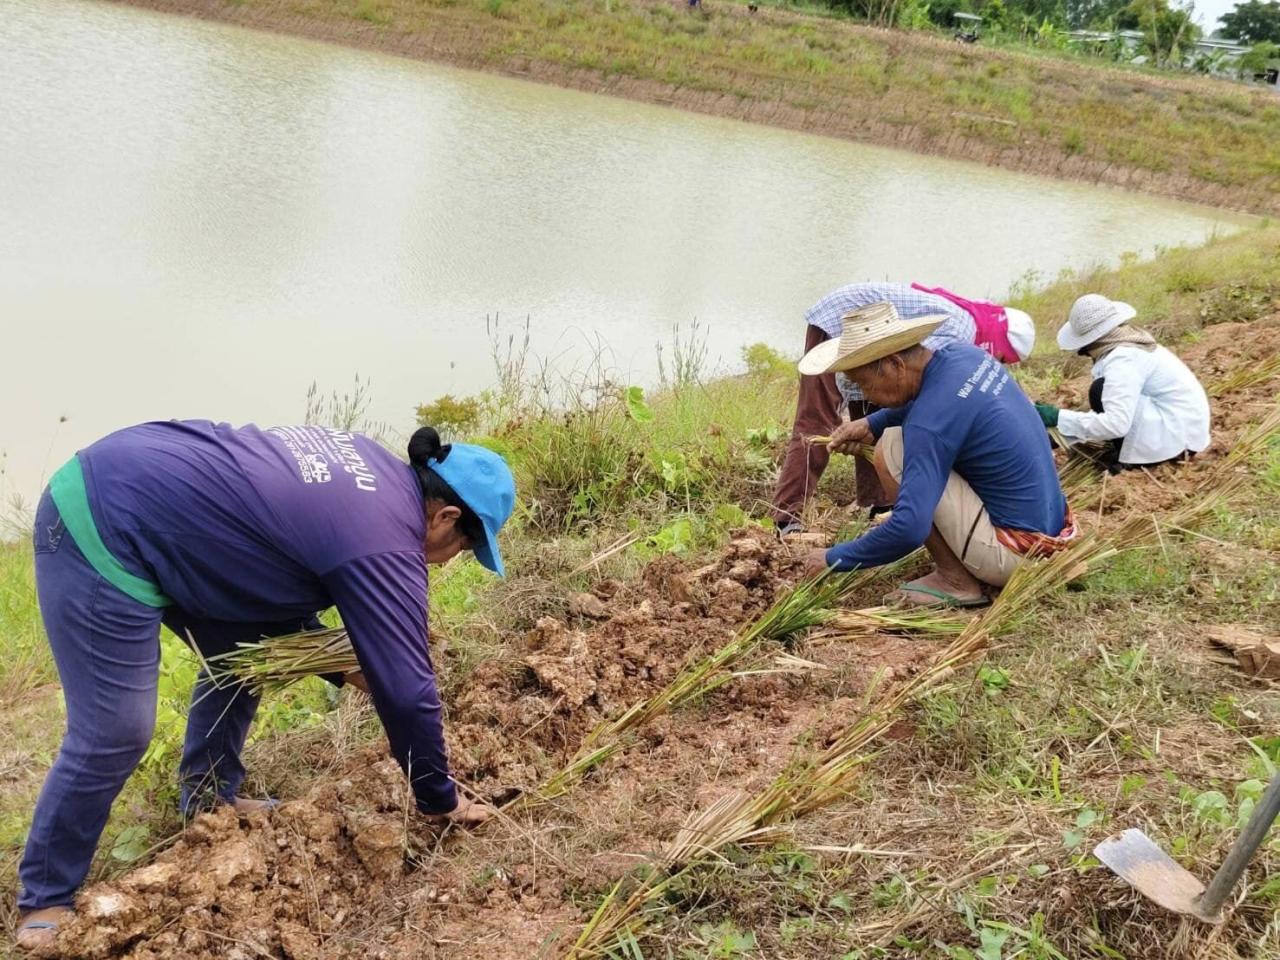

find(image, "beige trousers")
[879,427,1023,587]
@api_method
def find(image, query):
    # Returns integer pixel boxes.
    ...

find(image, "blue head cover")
[425,443,515,576]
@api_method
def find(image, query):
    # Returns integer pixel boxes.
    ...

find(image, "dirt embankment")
[106,0,1280,217]
[40,316,1280,959]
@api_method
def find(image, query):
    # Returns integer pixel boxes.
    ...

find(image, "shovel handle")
[1197,771,1280,919]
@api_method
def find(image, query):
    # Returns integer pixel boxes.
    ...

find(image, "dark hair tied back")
[409,426,485,546]
[407,426,452,466]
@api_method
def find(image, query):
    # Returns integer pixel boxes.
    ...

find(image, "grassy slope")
[118,0,1280,214]
[1,225,1278,948]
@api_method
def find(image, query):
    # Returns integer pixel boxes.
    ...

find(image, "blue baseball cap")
[424,443,515,576]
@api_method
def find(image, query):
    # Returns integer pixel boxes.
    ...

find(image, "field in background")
[1,224,1278,956]
[115,0,1280,215]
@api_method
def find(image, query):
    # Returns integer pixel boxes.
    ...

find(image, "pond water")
[0,0,1249,506]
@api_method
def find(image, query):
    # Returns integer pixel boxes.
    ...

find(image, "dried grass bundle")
[1209,354,1280,398]
[206,627,354,695]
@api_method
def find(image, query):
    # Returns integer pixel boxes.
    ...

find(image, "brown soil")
[45,527,936,959]
[103,0,1279,217]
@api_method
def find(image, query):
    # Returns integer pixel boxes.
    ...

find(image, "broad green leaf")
[111,825,150,863]
[622,385,654,423]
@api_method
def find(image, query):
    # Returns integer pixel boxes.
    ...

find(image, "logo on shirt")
[957,356,1008,400]
[304,454,332,484]
[269,426,378,493]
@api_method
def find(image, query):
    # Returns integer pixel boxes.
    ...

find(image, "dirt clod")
[568,591,609,619]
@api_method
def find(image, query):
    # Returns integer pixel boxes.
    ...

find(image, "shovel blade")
[1094,829,1206,917]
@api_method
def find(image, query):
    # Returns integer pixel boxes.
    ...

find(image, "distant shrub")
[416,394,483,440]
[742,342,794,381]
[353,0,390,24]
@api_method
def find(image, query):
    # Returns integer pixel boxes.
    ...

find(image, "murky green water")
[0,0,1250,504]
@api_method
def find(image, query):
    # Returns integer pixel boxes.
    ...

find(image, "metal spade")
[1094,772,1280,923]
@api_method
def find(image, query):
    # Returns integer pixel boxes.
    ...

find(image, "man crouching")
[802,302,1076,607]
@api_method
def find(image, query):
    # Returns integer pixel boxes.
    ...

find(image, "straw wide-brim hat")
[798,301,947,376]
[1057,294,1137,351]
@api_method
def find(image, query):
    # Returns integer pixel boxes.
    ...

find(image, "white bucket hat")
[1003,307,1036,362]
[798,301,947,375]
[1057,294,1137,351]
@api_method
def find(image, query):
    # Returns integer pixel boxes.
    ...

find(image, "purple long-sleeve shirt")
[77,420,456,813]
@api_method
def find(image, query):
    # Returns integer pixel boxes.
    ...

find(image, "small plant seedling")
[1120,774,1148,799]
[1063,808,1100,850]
[1188,789,1231,825]
[978,664,1011,694]
[622,385,655,423]
[110,825,151,863]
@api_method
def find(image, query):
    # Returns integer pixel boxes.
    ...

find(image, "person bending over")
[16,420,514,950]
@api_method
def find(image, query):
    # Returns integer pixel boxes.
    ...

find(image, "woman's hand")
[829,419,874,456]
[425,796,495,828]
[803,548,831,579]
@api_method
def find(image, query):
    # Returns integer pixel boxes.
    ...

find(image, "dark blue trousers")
[19,491,319,910]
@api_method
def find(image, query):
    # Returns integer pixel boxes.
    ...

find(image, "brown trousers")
[771,324,889,526]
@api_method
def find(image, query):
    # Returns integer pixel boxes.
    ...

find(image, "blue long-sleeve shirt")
[826,345,1066,571]
[77,420,456,813]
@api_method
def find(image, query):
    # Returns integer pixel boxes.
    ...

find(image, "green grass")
[0,542,50,702]
[177,0,1280,213]
[1009,222,1280,347]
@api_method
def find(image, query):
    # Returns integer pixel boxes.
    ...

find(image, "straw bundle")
[818,605,969,640]
[1208,354,1280,399]
[806,435,876,462]
[206,627,355,695]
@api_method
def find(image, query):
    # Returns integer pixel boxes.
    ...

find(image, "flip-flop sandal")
[16,918,61,949]
[885,583,990,610]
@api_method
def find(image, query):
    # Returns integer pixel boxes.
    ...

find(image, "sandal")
[884,583,990,610]
[16,917,62,950]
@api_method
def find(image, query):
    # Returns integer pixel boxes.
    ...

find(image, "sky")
[1193,0,1239,34]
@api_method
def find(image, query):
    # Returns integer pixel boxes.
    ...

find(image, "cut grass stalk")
[1209,355,1280,398]
[817,605,970,640]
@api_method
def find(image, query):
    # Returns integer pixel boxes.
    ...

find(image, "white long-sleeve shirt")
[1058,344,1210,464]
